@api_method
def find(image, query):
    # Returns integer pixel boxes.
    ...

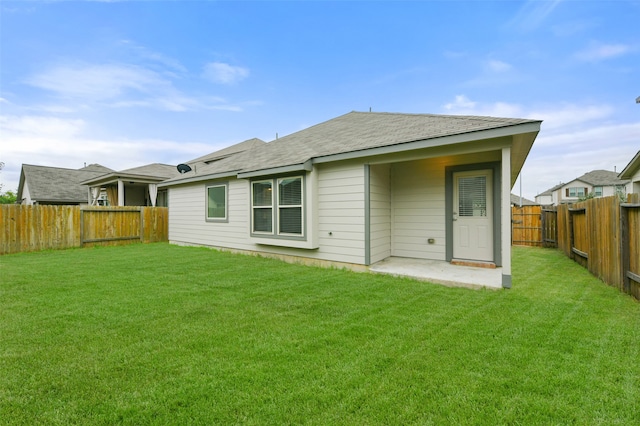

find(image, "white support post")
[118,180,125,207]
[501,146,512,288]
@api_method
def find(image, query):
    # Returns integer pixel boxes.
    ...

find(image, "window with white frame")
[206,183,227,221]
[594,186,603,197]
[251,176,304,237]
[252,180,273,232]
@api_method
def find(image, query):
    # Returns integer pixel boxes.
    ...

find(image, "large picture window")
[252,176,304,237]
[206,183,227,221]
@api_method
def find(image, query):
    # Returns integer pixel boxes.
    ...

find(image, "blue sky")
[1,0,638,200]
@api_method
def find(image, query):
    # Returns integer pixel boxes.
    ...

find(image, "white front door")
[453,170,493,262]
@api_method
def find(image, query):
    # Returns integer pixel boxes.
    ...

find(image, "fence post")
[80,209,85,247]
[568,209,575,261]
[140,207,144,243]
[620,204,630,294]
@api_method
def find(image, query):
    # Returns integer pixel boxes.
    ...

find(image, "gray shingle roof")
[117,163,182,179]
[511,193,537,206]
[574,170,629,186]
[234,111,537,173]
[19,164,114,203]
[188,138,266,164]
[164,111,540,184]
[537,182,565,196]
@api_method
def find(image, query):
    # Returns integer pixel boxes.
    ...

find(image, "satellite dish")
[177,164,192,174]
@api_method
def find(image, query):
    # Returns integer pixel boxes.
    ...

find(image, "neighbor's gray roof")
[18,164,114,203]
[117,163,181,179]
[163,111,541,185]
[573,170,629,186]
[510,193,537,206]
[81,163,181,185]
[537,182,565,197]
[538,169,629,196]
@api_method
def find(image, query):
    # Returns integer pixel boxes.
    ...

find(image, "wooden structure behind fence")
[511,205,542,246]
[1,205,168,255]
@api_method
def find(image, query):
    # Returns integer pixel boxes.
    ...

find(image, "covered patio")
[369,257,503,290]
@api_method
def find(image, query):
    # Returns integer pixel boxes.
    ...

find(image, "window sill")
[250,235,318,250]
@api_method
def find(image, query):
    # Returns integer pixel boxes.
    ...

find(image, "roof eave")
[236,160,314,179]
[619,151,640,179]
[158,170,240,187]
[81,173,170,186]
[312,121,541,166]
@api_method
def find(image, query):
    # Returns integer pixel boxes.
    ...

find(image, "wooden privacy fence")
[511,205,543,246]
[1,205,168,255]
[554,194,640,300]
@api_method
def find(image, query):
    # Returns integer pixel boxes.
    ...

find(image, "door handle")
[453,212,458,221]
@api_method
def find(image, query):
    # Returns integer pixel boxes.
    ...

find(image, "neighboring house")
[17,164,114,205]
[161,111,542,288]
[81,163,182,207]
[534,182,564,206]
[510,193,537,207]
[619,150,640,195]
[535,170,629,206]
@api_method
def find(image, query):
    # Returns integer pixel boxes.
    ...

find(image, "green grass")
[1,243,639,425]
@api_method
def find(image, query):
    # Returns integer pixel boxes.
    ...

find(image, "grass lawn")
[1,244,639,425]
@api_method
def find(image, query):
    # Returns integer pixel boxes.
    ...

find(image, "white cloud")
[526,103,614,133]
[521,121,640,198]
[487,60,512,73]
[507,0,562,32]
[119,39,188,74]
[574,42,632,62]
[0,114,218,192]
[0,115,85,139]
[27,63,168,100]
[443,95,522,117]
[203,62,250,84]
[443,95,476,111]
[24,62,251,112]
[439,97,637,200]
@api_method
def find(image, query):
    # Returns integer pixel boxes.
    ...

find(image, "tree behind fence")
[1,205,168,255]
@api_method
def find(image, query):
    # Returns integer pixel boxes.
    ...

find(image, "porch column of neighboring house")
[148,183,158,207]
[89,186,100,205]
[501,146,512,289]
[118,180,125,206]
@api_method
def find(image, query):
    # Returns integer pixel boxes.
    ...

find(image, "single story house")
[81,163,182,207]
[535,170,629,206]
[161,111,542,288]
[17,163,114,205]
[619,150,640,195]
[510,193,537,207]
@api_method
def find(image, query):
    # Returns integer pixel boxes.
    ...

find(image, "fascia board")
[236,160,313,179]
[619,151,640,179]
[158,170,239,188]
[81,173,166,186]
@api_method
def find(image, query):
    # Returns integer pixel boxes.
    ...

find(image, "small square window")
[206,184,227,221]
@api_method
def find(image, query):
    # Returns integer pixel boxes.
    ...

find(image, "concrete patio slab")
[369,257,503,290]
